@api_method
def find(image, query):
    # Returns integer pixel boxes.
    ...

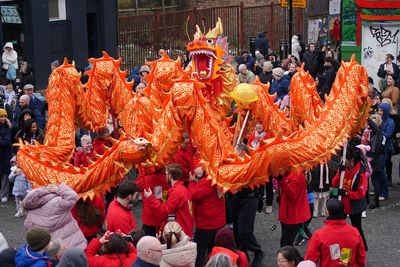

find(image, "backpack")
[369,129,384,155]
[6,65,16,80]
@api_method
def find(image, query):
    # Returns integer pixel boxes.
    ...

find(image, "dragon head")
[186,18,227,83]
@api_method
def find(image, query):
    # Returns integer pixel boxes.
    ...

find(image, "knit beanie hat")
[215,227,235,249]
[26,227,51,252]
[0,108,7,117]
[272,67,284,79]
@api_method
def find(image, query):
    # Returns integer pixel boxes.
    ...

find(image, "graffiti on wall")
[369,25,399,47]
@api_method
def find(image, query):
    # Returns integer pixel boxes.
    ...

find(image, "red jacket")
[278,171,311,224]
[85,238,137,267]
[188,179,226,230]
[305,219,366,267]
[173,144,195,185]
[209,247,248,267]
[71,196,106,237]
[332,163,368,215]
[106,199,137,234]
[147,181,194,237]
[74,149,94,167]
[135,171,171,227]
[92,138,112,156]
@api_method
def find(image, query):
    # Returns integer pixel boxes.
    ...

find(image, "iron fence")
[118,2,303,71]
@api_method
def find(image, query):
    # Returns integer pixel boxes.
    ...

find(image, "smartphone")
[167,214,176,222]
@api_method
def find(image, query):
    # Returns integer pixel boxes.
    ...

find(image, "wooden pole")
[338,140,348,201]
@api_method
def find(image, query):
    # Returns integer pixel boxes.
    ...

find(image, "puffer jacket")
[23,184,87,249]
[160,234,197,267]
[2,42,18,70]
[14,244,51,267]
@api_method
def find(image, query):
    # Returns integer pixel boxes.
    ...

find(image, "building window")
[49,0,66,21]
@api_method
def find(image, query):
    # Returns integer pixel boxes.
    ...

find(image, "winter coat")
[13,103,45,130]
[15,127,45,145]
[71,196,105,238]
[332,163,368,215]
[278,171,311,224]
[106,199,137,234]
[291,35,302,61]
[2,42,18,70]
[305,220,366,267]
[377,62,400,81]
[310,156,340,192]
[258,70,273,85]
[269,75,290,102]
[238,70,256,84]
[14,244,51,267]
[85,238,137,267]
[303,51,322,78]
[188,178,226,230]
[209,246,248,267]
[131,257,160,267]
[23,184,87,249]
[0,121,12,173]
[379,103,395,151]
[148,181,195,238]
[254,32,269,56]
[160,234,197,267]
[135,171,171,227]
[9,167,31,197]
[322,66,336,95]
[73,149,94,167]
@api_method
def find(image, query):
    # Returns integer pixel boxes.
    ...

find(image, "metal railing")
[118,2,303,71]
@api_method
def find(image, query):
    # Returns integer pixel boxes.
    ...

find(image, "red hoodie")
[332,163,368,215]
[305,219,366,267]
[188,178,226,230]
[278,171,311,224]
[71,196,105,238]
[106,199,137,234]
[135,171,171,227]
[147,181,194,237]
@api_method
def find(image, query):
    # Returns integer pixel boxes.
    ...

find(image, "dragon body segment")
[17,19,370,198]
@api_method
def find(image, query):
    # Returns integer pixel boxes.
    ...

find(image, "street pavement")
[2,157,400,267]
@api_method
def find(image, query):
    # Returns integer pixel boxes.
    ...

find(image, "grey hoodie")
[56,248,88,267]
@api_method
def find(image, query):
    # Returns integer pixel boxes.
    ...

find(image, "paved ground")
[2,157,400,266]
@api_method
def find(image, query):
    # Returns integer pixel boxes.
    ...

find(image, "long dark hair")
[75,198,103,227]
[104,234,130,267]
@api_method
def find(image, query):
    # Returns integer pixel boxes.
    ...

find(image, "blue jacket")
[269,75,291,102]
[131,257,160,267]
[379,103,395,152]
[15,244,51,267]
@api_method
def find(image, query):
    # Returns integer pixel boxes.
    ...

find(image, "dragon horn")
[205,17,223,39]
[194,24,203,40]
[185,16,191,40]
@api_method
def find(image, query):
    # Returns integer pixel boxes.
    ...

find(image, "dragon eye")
[206,39,214,45]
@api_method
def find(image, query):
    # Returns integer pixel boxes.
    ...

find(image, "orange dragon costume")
[16,18,370,199]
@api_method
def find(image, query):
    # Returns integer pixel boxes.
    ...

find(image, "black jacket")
[303,51,323,78]
[259,71,273,84]
[254,32,269,56]
[377,62,400,81]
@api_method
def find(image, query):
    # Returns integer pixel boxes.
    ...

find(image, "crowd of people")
[0,33,399,267]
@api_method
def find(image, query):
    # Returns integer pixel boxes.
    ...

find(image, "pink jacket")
[23,184,87,249]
